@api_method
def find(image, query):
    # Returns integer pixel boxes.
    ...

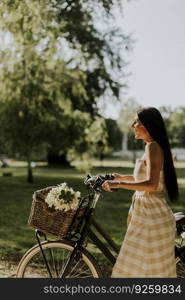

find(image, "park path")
[0,261,17,278]
[0,260,111,278]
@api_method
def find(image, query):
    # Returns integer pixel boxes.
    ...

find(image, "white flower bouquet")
[45,182,81,212]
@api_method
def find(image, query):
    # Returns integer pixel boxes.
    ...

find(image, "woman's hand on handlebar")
[101,180,119,192]
[111,173,121,180]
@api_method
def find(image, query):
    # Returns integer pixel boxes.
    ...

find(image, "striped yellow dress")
[111,158,176,278]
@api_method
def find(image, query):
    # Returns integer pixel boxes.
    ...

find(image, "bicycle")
[16,173,185,278]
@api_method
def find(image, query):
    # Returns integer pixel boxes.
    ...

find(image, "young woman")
[102,107,179,278]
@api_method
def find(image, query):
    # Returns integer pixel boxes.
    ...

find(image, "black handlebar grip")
[110,188,118,192]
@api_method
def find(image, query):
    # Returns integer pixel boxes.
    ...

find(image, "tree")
[159,106,185,148]
[127,131,144,163]
[118,98,141,153]
[159,106,175,146]
[54,0,130,110]
[0,0,130,181]
[67,113,109,170]
[0,54,88,182]
[169,107,185,148]
[47,0,131,164]
[105,118,122,152]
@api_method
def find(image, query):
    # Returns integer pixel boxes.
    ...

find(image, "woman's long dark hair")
[137,107,179,202]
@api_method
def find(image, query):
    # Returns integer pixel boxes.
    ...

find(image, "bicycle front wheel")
[175,237,185,277]
[176,257,185,277]
[16,240,103,278]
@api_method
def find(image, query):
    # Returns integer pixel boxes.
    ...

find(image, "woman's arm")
[112,173,135,181]
[102,142,163,192]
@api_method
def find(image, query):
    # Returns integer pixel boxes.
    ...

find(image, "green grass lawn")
[0,160,185,272]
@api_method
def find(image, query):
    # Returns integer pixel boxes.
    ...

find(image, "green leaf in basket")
[59,190,66,199]
[58,190,73,204]
[64,190,73,203]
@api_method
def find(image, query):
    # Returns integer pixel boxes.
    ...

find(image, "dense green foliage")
[0,0,130,181]
[105,118,122,152]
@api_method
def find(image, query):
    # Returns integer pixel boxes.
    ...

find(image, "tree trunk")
[47,150,70,166]
[132,150,136,164]
[122,132,128,152]
[27,158,33,183]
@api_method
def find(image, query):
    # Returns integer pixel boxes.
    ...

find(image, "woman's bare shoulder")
[146,141,162,152]
[145,141,164,167]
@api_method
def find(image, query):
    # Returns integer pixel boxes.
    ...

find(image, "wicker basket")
[28,186,85,238]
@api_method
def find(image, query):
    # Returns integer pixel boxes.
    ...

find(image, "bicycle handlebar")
[84,173,117,192]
